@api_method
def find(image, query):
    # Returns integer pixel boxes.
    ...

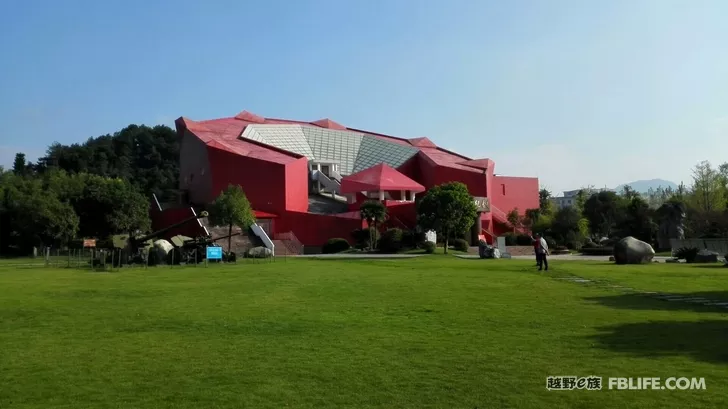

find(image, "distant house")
[551,188,614,209]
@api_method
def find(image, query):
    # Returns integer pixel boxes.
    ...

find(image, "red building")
[172,110,539,250]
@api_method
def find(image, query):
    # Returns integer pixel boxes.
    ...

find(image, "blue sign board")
[206,246,223,260]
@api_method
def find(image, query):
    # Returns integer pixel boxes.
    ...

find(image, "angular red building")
[173,110,539,250]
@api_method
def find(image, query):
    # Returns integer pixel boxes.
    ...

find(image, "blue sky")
[1,0,726,195]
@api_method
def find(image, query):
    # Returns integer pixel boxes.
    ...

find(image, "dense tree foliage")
[417,182,478,254]
[209,184,256,253]
[0,170,150,254]
[33,124,180,201]
[1,123,177,255]
[518,160,728,250]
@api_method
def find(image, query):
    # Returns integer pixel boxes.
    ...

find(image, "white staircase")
[311,169,342,196]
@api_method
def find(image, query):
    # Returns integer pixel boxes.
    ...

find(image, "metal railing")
[490,205,508,222]
[273,231,305,255]
[311,170,341,195]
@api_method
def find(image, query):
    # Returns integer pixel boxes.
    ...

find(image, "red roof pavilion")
[340,163,425,194]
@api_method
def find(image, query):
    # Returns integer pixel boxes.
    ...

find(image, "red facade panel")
[284,158,310,212]
[179,130,213,204]
[490,176,540,215]
[207,147,288,215]
[276,211,365,247]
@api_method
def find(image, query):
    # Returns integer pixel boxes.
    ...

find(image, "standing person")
[531,234,541,266]
[536,234,549,271]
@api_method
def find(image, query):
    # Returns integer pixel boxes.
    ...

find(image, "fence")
[0,245,293,271]
[670,239,728,256]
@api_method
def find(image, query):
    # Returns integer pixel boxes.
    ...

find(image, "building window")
[501,184,506,195]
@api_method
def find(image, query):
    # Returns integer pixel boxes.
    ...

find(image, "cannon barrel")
[133,211,209,244]
[211,232,242,242]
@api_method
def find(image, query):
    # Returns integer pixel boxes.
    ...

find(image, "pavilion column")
[411,192,416,201]
[400,190,405,200]
[471,212,483,246]
[379,191,384,201]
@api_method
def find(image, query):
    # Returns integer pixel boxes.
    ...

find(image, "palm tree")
[359,200,388,250]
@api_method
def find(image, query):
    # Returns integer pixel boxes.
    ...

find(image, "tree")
[689,160,725,212]
[34,124,180,200]
[539,189,553,215]
[506,208,522,232]
[13,153,26,176]
[531,213,553,237]
[617,195,657,243]
[106,180,152,236]
[646,186,675,209]
[523,208,540,231]
[550,207,585,247]
[417,182,478,254]
[209,185,255,253]
[1,175,79,250]
[573,189,589,216]
[583,191,626,239]
[619,185,641,201]
[359,200,388,250]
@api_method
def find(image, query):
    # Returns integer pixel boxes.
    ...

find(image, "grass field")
[1,257,727,408]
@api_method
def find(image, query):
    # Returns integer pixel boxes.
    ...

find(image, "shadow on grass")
[584,292,728,313]
[589,320,728,364]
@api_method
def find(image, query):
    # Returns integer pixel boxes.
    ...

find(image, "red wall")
[284,159,310,212]
[179,131,212,204]
[275,211,365,246]
[208,148,288,215]
[150,207,208,240]
[396,155,422,184]
[490,176,540,215]
[383,201,417,230]
[417,154,488,197]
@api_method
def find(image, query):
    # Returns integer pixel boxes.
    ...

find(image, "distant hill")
[615,179,678,193]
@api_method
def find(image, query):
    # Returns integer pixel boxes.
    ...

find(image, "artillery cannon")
[167,231,241,264]
[101,211,210,266]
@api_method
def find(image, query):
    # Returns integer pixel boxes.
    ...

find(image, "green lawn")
[1,257,727,408]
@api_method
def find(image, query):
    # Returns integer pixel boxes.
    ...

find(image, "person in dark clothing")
[534,233,549,271]
[531,234,540,266]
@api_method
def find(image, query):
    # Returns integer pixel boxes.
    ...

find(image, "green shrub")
[379,228,404,253]
[564,231,585,250]
[414,231,427,247]
[675,247,699,263]
[452,238,469,252]
[515,234,533,246]
[351,228,379,250]
[423,241,436,254]
[502,232,516,246]
[401,230,416,249]
[581,246,614,256]
[322,238,350,254]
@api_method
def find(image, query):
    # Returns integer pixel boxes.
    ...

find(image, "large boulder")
[613,236,655,264]
[248,246,273,258]
[152,239,174,265]
[694,249,719,263]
